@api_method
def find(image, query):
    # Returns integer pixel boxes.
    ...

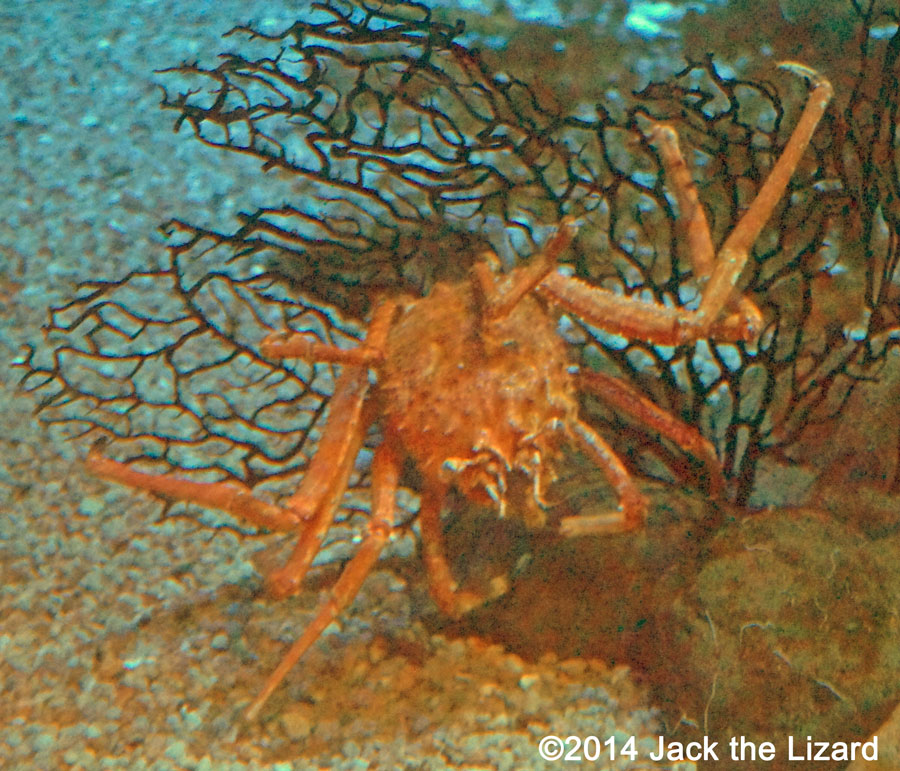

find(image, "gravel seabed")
[0,1,697,770]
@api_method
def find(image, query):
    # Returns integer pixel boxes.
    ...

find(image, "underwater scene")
[3,0,900,769]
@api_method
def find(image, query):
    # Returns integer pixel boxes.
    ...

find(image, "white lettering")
[649,737,719,762]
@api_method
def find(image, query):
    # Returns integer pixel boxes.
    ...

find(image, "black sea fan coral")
[18,0,677,502]
[18,0,900,521]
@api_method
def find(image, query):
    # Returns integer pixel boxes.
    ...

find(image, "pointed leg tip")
[776,60,819,80]
[777,61,833,99]
[647,122,678,145]
[559,214,580,239]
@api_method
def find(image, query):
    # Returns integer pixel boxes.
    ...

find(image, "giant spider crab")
[85,63,832,719]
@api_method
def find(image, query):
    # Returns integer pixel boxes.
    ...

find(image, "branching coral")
[18,0,900,522]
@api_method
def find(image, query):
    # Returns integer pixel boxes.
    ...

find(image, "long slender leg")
[477,216,578,320]
[695,62,833,325]
[244,441,401,721]
[538,64,832,346]
[261,330,383,366]
[648,63,833,334]
[264,366,374,598]
[87,299,397,601]
[648,120,763,332]
[416,482,508,618]
[539,271,754,345]
[86,451,301,531]
[559,420,648,538]
[648,124,717,280]
[267,298,397,598]
[579,370,725,497]
[89,380,367,584]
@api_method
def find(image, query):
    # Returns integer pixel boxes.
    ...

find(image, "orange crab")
[85,63,831,719]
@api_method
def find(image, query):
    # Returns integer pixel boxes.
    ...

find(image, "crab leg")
[261,330,383,366]
[244,441,401,721]
[86,451,303,531]
[694,62,833,326]
[647,119,763,332]
[538,272,759,344]
[559,420,648,537]
[264,364,375,597]
[266,298,397,598]
[579,370,725,497]
[416,482,508,618]
[87,300,396,601]
[539,64,832,346]
[88,347,379,555]
[478,217,578,320]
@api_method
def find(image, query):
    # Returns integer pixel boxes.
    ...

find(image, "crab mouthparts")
[441,438,556,528]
